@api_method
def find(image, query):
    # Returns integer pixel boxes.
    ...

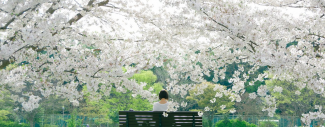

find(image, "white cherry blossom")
[181,101,187,107]
[273,86,283,93]
[249,92,257,99]
[220,105,226,110]
[295,90,301,95]
[210,98,216,103]
[22,95,42,112]
[198,111,203,117]
[257,85,268,97]
[204,106,210,111]
[163,112,168,117]
[229,108,236,113]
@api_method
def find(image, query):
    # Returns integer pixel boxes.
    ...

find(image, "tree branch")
[39,61,53,68]
[0,8,9,13]
[0,3,40,30]
[203,11,259,51]
[87,0,96,6]
[0,59,10,69]
[91,68,103,78]
[45,0,61,14]
[3,0,111,65]
[53,0,109,35]
[202,11,228,30]
[67,13,83,25]
[97,0,109,6]
[281,0,303,7]
[308,33,325,39]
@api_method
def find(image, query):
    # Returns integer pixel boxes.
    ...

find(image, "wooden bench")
[119,111,202,127]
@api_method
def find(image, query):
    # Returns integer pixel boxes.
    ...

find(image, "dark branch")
[309,33,325,39]
[280,0,303,7]
[0,3,40,30]
[0,59,10,69]
[45,1,61,14]
[104,4,120,9]
[97,0,109,6]
[0,8,9,13]
[91,68,103,78]
[0,18,15,30]
[248,42,256,52]
[202,11,228,30]
[39,61,53,68]
[68,13,83,25]
[87,0,96,6]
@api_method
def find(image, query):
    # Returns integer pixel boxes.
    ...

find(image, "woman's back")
[153,102,169,111]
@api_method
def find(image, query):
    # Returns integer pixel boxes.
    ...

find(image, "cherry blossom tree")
[0,0,324,126]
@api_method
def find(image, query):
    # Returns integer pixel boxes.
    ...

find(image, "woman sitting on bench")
[153,89,170,111]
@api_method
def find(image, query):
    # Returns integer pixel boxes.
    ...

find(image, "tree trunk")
[29,119,34,127]
[26,110,37,127]
[208,112,213,127]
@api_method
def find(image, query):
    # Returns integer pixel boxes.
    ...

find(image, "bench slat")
[119,111,202,127]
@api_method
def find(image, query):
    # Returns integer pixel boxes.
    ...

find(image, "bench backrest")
[119,111,202,127]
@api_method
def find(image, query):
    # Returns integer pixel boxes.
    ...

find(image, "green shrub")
[202,117,210,127]
[44,124,58,127]
[0,110,10,121]
[259,121,278,127]
[215,117,257,127]
[66,109,82,127]
[0,120,29,127]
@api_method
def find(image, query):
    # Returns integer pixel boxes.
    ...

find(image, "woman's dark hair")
[159,89,169,100]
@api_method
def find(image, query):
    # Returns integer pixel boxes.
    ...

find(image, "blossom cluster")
[301,105,325,126]
[22,95,42,112]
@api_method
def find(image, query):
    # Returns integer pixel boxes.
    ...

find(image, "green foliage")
[245,80,265,93]
[36,108,45,127]
[130,70,157,85]
[79,98,110,126]
[265,79,325,116]
[73,69,164,127]
[80,69,163,126]
[0,121,29,127]
[187,82,235,127]
[66,109,82,127]
[104,87,154,126]
[259,121,278,127]
[5,63,18,71]
[43,124,58,127]
[150,67,169,85]
[187,82,235,113]
[286,41,298,48]
[122,67,127,73]
[0,110,10,121]
[214,117,257,127]
[234,93,264,115]
[0,89,15,110]
[202,117,210,127]
[152,83,164,93]
[39,95,71,115]
[0,90,18,122]
[106,87,153,111]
